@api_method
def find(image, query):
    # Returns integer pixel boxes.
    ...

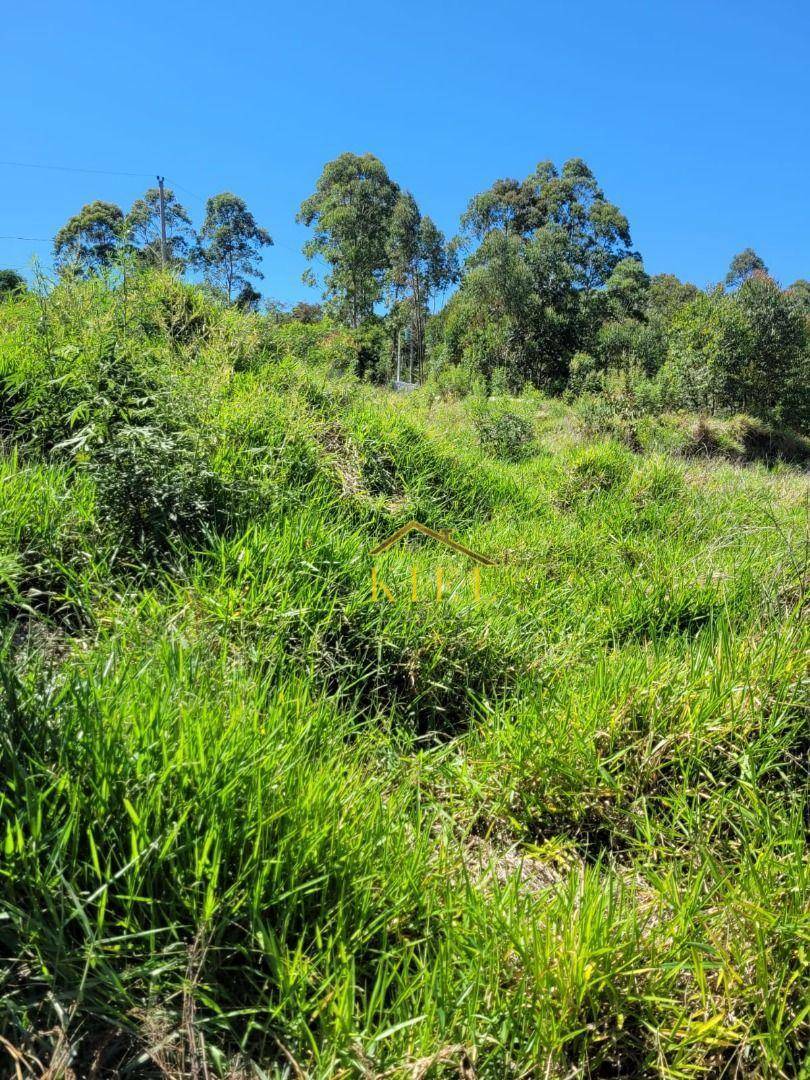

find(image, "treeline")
[2,152,808,430]
[1,189,272,307]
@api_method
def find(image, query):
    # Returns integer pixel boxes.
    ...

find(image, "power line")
[0,159,153,178]
[1,165,329,279]
[164,175,327,268]
[165,178,205,204]
[0,234,52,242]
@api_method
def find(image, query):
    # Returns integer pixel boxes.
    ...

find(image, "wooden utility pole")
[157,176,167,268]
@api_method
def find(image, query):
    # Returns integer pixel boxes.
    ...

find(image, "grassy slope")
[0,275,808,1078]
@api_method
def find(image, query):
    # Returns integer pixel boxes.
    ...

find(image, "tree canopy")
[445,158,637,387]
[461,158,635,291]
[193,193,272,302]
[38,150,807,429]
[725,248,767,289]
[0,269,26,296]
[298,153,401,326]
[126,187,195,269]
[53,201,125,275]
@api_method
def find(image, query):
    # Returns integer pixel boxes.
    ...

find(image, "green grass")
[0,273,807,1078]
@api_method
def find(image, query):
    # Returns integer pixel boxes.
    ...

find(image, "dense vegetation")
[0,270,807,1077]
[5,152,809,436]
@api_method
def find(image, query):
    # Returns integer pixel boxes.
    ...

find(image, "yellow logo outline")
[369,520,496,566]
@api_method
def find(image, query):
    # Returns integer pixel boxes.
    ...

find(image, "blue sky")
[3,0,808,305]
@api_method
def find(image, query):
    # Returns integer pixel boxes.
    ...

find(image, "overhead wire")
[0,159,153,178]
[0,160,327,282]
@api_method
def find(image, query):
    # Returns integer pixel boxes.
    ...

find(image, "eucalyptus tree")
[460,177,533,239]
[126,187,195,269]
[787,279,810,314]
[461,158,634,291]
[725,248,767,289]
[449,158,637,387]
[298,153,400,327]
[604,257,651,320]
[646,273,700,322]
[53,201,125,275]
[193,193,272,303]
[386,192,458,379]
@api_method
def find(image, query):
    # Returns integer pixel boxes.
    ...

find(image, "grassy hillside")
[0,274,807,1078]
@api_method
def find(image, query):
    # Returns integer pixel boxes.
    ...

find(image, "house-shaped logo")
[369,520,495,602]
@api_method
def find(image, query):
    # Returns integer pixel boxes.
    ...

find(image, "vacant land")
[1,275,808,1078]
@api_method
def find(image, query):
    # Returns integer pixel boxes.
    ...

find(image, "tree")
[725,248,767,290]
[265,300,289,324]
[53,201,125,275]
[604,257,650,320]
[386,192,458,380]
[447,158,634,388]
[461,158,635,292]
[235,283,262,311]
[733,273,806,417]
[663,293,754,412]
[443,228,577,389]
[193,193,272,303]
[524,159,635,291]
[786,279,810,315]
[290,301,324,323]
[126,187,195,269]
[584,259,666,378]
[0,269,26,296]
[298,153,400,327]
[662,277,808,425]
[646,273,700,322]
[460,178,533,239]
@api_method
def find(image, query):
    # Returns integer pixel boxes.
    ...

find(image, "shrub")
[91,424,231,556]
[489,366,510,396]
[567,351,602,395]
[473,407,536,461]
[574,366,662,449]
[425,361,486,400]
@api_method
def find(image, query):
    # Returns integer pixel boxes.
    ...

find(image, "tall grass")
[0,272,807,1077]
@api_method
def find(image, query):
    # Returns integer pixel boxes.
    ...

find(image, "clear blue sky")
[3,0,808,304]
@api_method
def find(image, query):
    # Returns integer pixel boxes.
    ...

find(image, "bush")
[472,406,536,461]
[574,366,662,449]
[661,292,754,413]
[567,351,602,395]
[425,361,486,400]
[91,424,231,556]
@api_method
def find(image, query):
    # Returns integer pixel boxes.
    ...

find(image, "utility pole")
[157,176,167,268]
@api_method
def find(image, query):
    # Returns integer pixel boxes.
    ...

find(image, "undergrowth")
[0,272,807,1078]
